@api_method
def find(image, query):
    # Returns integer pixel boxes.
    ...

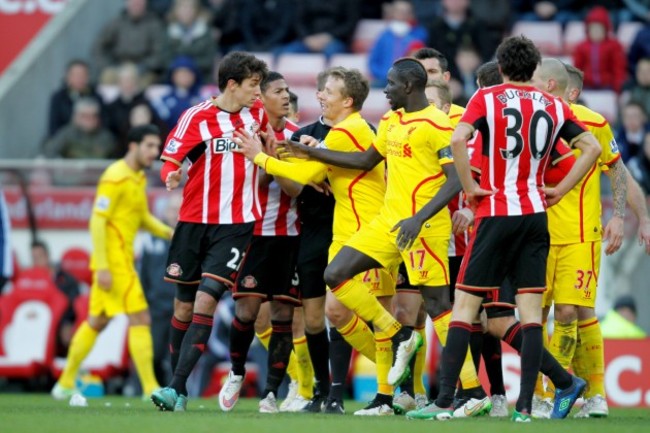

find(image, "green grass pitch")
[2,395,650,433]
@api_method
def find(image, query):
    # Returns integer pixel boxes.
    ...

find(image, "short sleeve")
[372,115,390,157]
[594,121,621,167]
[161,107,206,165]
[93,178,120,218]
[458,89,486,130]
[469,132,482,172]
[557,103,589,146]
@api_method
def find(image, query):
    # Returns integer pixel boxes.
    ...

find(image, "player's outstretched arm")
[283,140,384,171]
[545,133,602,206]
[391,162,462,251]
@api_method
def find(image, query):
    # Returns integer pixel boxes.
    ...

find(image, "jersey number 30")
[501,108,555,161]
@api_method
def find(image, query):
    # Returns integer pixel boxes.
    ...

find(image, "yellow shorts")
[345,214,449,288]
[544,241,601,308]
[329,240,396,297]
[89,269,149,318]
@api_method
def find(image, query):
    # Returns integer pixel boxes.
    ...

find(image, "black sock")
[502,322,572,390]
[229,316,256,376]
[516,323,543,414]
[169,316,190,374]
[482,333,505,395]
[169,313,213,396]
[469,324,483,373]
[399,326,415,397]
[435,321,472,408]
[306,329,330,396]
[263,319,293,397]
[328,327,352,401]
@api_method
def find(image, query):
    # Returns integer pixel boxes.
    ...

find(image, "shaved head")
[536,58,569,95]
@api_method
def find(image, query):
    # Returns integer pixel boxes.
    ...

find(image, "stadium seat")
[579,90,619,124]
[329,53,370,79]
[511,21,563,55]
[563,21,585,55]
[290,86,322,125]
[0,288,67,378]
[352,19,387,53]
[51,294,129,380]
[361,89,391,127]
[12,267,54,291]
[617,22,643,51]
[60,247,92,288]
[249,52,275,70]
[277,54,327,87]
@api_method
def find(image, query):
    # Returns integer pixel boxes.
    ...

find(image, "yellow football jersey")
[373,105,454,234]
[548,103,621,245]
[448,103,465,127]
[255,112,386,242]
[90,160,170,270]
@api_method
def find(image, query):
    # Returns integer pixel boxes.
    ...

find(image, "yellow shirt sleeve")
[253,153,328,185]
[594,121,621,168]
[89,214,109,270]
[141,212,173,239]
[89,178,122,269]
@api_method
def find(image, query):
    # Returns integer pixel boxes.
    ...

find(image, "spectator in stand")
[238,0,294,53]
[0,189,11,293]
[628,57,650,116]
[93,0,165,85]
[139,193,182,386]
[210,0,243,54]
[153,56,202,130]
[628,131,650,194]
[368,0,427,88]
[621,0,650,23]
[163,0,215,81]
[48,60,105,137]
[616,101,650,162]
[454,43,481,102]
[276,0,361,59]
[512,0,584,25]
[573,6,628,93]
[30,240,81,356]
[629,24,650,77]
[470,0,510,56]
[601,295,647,338]
[44,98,117,159]
[105,63,161,157]
[425,0,494,81]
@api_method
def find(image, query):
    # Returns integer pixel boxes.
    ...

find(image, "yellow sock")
[339,315,376,362]
[332,279,401,337]
[534,321,549,397]
[59,321,98,389]
[257,328,299,382]
[432,311,451,346]
[128,325,160,395]
[545,319,577,399]
[413,326,427,395]
[293,336,314,399]
[459,349,482,389]
[375,330,393,396]
[576,318,605,398]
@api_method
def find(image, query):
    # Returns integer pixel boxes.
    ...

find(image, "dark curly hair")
[217,51,269,92]
[496,36,541,83]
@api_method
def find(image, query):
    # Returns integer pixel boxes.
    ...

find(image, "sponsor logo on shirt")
[95,196,110,211]
[165,138,180,154]
[212,138,239,153]
[166,263,183,277]
[241,275,257,289]
[609,139,619,154]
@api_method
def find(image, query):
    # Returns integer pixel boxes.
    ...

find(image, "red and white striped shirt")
[255,120,300,236]
[460,84,586,218]
[161,98,268,225]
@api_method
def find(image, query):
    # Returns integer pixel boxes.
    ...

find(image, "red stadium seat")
[60,247,92,287]
[563,21,585,55]
[352,19,387,54]
[276,54,327,87]
[12,267,55,292]
[511,21,563,55]
[617,22,643,52]
[579,90,619,125]
[0,288,67,378]
[329,53,370,80]
[51,294,130,381]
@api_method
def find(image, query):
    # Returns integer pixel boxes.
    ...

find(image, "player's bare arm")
[623,166,650,254]
[391,160,461,251]
[451,123,495,203]
[603,158,628,255]
[280,139,384,171]
[544,133,602,206]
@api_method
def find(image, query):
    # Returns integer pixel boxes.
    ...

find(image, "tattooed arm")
[603,158,628,255]
[624,166,650,254]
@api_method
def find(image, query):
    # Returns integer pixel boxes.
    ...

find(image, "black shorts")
[395,262,417,294]
[296,224,331,299]
[483,278,516,319]
[165,221,254,290]
[448,255,463,303]
[457,213,549,301]
[232,235,300,305]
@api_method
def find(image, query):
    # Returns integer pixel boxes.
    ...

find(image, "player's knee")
[270,302,294,322]
[323,263,348,289]
[235,298,260,323]
[554,303,578,323]
[87,315,109,332]
[325,301,351,328]
[174,299,194,322]
[128,310,151,326]
[304,311,325,334]
[393,304,415,326]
